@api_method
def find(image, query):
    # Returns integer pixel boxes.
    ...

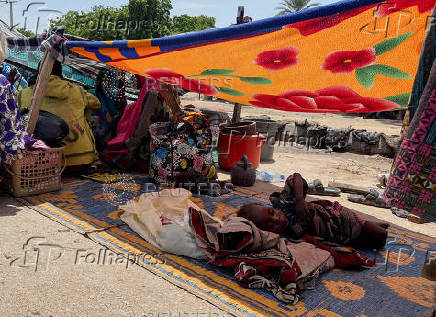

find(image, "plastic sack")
[21,109,69,147]
[119,188,206,259]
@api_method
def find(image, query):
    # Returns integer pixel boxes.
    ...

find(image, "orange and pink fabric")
[67,0,435,113]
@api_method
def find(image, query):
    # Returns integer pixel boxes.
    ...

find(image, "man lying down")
[120,173,387,305]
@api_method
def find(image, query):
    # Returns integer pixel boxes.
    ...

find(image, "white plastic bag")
[120,188,205,259]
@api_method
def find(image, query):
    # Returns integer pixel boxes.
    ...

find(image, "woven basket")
[2,147,65,197]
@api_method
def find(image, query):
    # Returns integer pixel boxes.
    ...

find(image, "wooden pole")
[232,104,242,123]
[231,6,245,123]
[26,51,55,134]
[236,6,244,24]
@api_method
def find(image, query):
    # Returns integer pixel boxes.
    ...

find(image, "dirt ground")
[0,94,434,316]
[0,195,229,317]
[184,93,435,236]
[219,147,436,237]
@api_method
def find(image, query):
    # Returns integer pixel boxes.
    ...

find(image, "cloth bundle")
[189,207,304,304]
[120,188,206,259]
[20,109,69,148]
[149,111,217,185]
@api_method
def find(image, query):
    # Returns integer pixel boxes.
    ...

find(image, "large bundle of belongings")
[0,30,67,196]
[101,76,221,193]
[278,120,397,157]
[2,27,221,196]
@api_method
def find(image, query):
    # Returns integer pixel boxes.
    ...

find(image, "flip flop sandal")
[81,173,123,183]
[377,173,390,187]
[308,179,341,197]
[391,207,409,218]
[347,189,391,208]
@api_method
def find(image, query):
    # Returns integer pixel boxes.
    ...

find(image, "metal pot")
[231,154,256,187]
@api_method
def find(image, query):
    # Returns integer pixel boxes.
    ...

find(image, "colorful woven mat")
[20,177,436,316]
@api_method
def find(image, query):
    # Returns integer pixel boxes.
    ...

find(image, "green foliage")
[127,0,173,39]
[171,14,216,34]
[49,6,129,40]
[49,1,215,40]
[15,28,35,37]
[275,0,320,15]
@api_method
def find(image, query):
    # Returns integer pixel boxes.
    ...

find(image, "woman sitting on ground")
[237,173,388,249]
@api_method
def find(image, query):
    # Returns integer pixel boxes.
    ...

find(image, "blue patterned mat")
[20,177,436,317]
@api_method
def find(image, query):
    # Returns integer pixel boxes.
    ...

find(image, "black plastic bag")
[21,109,69,147]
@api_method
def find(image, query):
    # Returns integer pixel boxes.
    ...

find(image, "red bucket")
[218,133,265,171]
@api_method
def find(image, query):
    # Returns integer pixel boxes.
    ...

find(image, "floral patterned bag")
[149,111,217,185]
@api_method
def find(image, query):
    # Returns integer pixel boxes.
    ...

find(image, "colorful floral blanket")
[66,0,434,113]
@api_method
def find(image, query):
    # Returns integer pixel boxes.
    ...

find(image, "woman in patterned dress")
[0,29,30,166]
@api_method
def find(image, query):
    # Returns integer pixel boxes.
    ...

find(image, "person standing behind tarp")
[18,60,101,167]
[0,62,28,91]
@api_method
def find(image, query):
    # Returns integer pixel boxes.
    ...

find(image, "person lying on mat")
[237,173,388,249]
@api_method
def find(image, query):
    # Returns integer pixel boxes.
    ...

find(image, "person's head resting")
[237,203,289,234]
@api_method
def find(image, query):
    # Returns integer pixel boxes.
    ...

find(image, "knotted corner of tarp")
[6,26,70,64]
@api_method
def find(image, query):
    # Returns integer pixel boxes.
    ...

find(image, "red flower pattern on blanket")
[322,49,376,74]
[254,47,299,71]
[146,69,218,95]
[249,86,397,113]
[375,0,435,17]
[284,5,376,36]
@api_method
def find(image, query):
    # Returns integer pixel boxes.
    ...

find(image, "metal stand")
[231,6,245,123]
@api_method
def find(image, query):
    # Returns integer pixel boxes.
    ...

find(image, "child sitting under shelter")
[238,173,388,249]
